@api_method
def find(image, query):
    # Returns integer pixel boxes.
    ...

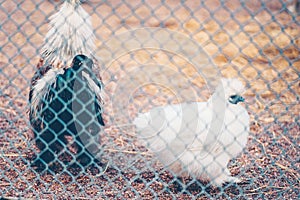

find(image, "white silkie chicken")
[133,78,250,186]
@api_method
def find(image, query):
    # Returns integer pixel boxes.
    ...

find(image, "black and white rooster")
[29,0,105,171]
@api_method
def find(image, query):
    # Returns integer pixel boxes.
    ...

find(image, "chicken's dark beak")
[229,95,245,104]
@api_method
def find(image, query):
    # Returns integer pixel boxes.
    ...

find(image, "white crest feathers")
[41,1,96,67]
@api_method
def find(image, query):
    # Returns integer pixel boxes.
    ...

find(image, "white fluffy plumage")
[133,78,250,186]
[41,0,96,67]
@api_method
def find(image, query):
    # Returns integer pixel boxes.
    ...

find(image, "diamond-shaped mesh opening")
[0,0,299,199]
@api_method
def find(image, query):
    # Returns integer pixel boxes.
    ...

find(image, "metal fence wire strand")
[0,0,299,199]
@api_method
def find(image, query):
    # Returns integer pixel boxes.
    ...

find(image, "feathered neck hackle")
[41,0,96,68]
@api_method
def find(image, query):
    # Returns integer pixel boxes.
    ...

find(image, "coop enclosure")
[0,0,299,199]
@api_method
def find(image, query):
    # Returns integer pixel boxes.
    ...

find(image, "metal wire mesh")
[0,0,299,199]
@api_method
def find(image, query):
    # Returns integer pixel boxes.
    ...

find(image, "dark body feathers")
[29,55,104,170]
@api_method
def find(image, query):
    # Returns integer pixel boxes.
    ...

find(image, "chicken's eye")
[229,95,245,104]
[229,95,238,99]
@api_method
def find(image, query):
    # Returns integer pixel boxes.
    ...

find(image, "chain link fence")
[0,0,299,199]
